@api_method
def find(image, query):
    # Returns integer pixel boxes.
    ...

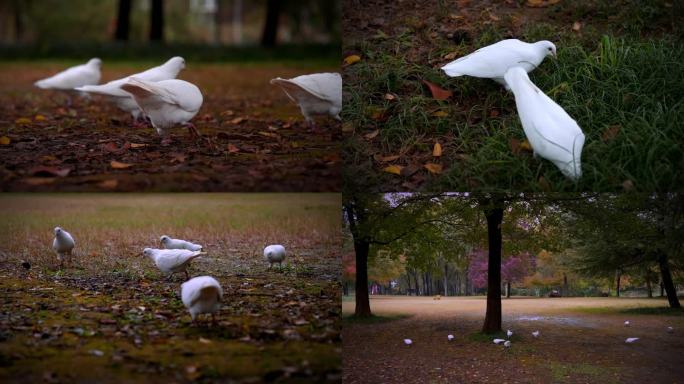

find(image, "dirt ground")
[0,62,340,192]
[342,296,684,384]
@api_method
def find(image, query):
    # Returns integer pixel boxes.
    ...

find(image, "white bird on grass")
[52,227,75,268]
[624,320,630,327]
[532,330,540,338]
[625,337,639,343]
[120,77,203,142]
[270,73,342,129]
[160,235,202,251]
[404,339,413,345]
[504,340,512,348]
[264,244,286,269]
[493,339,506,344]
[76,56,185,124]
[503,66,585,181]
[34,58,102,105]
[441,39,556,90]
[667,326,674,333]
[181,276,222,325]
[447,334,454,341]
[143,248,204,280]
[507,329,513,339]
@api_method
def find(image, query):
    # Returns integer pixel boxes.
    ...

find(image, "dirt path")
[0,63,340,192]
[343,296,684,384]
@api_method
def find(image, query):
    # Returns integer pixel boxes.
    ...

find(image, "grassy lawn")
[0,193,342,383]
[342,0,683,191]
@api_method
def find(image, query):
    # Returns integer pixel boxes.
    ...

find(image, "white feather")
[181,276,222,320]
[493,339,506,344]
[625,337,639,343]
[270,73,342,123]
[35,58,101,91]
[160,235,202,251]
[143,248,203,275]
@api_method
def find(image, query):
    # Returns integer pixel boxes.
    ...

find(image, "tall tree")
[481,198,504,333]
[150,0,164,42]
[114,0,131,41]
[261,0,281,47]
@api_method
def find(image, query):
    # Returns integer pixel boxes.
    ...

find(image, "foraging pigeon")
[503,66,585,181]
[447,334,454,341]
[120,77,203,139]
[53,227,75,268]
[532,330,540,338]
[625,337,639,343]
[441,39,556,89]
[270,73,342,128]
[624,320,630,327]
[404,339,413,345]
[264,244,286,269]
[143,248,203,280]
[34,58,102,104]
[493,339,506,344]
[76,57,186,121]
[160,236,202,251]
[667,326,674,333]
[504,340,512,348]
[507,329,513,338]
[181,276,222,324]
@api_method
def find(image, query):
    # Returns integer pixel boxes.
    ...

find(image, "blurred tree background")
[0,0,340,61]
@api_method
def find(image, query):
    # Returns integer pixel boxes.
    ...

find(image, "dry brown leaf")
[374,154,400,163]
[431,110,449,117]
[383,165,403,175]
[0,136,10,145]
[489,109,500,118]
[229,117,245,125]
[424,163,443,174]
[98,179,118,189]
[227,143,240,153]
[34,114,47,121]
[130,143,147,149]
[258,131,280,139]
[199,337,212,344]
[572,21,582,32]
[509,137,522,155]
[602,125,621,142]
[343,55,361,65]
[433,142,443,157]
[519,140,533,152]
[422,80,452,100]
[622,180,634,191]
[110,160,133,169]
[364,130,379,140]
[443,51,459,60]
[539,176,551,191]
[15,117,31,125]
[526,0,561,7]
[489,13,500,21]
[384,93,396,101]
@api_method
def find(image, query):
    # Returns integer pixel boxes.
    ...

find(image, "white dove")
[404,339,413,345]
[667,326,674,333]
[447,334,454,341]
[181,276,222,324]
[120,77,203,140]
[270,72,342,128]
[143,248,204,280]
[493,339,506,344]
[52,227,75,268]
[504,66,585,181]
[532,330,540,338]
[264,244,286,269]
[35,58,102,104]
[624,320,630,327]
[507,329,513,338]
[160,235,202,251]
[441,39,556,90]
[76,56,185,122]
[625,337,639,343]
[504,340,512,348]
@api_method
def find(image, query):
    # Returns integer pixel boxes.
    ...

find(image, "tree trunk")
[261,0,281,47]
[149,0,164,42]
[615,269,621,297]
[482,206,504,333]
[413,270,420,296]
[646,272,653,298]
[464,267,470,296]
[353,239,372,316]
[563,273,569,297]
[444,263,448,296]
[114,0,131,41]
[342,282,349,296]
[406,272,412,295]
[660,282,665,297]
[658,253,681,308]
[505,281,511,298]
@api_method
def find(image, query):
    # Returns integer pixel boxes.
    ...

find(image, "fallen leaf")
[15,117,31,125]
[539,176,551,191]
[34,114,47,121]
[383,165,403,175]
[130,143,147,149]
[433,142,442,157]
[384,93,396,101]
[622,179,634,191]
[364,130,379,140]
[170,153,187,163]
[98,179,118,189]
[489,109,500,118]
[102,142,119,152]
[602,125,621,142]
[374,154,400,162]
[489,13,500,21]
[422,80,452,100]
[431,110,449,117]
[110,160,133,169]
[343,55,361,65]
[519,140,533,152]
[443,51,459,60]
[199,337,212,344]
[29,166,71,177]
[229,117,245,125]
[572,21,582,32]
[342,122,354,132]
[509,138,522,155]
[424,163,443,174]
[526,0,561,7]
[0,136,10,145]
[227,143,240,153]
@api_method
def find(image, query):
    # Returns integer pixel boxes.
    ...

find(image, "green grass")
[548,362,619,384]
[343,4,684,191]
[571,305,684,316]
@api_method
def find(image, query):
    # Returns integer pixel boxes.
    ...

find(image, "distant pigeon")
[35,58,102,104]
[441,39,556,90]
[447,334,454,341]
[493,339,506,344]
[532,330,540,338]
[143,248,203,280]
[264,244,286,269]
[181,276,222,324]
[160,236,202,251]
[404,339,413,345]
[120,77,203,139]
[53,227,75,268]
[76,57,185,122]
[667,326,674,333]
[624,321,630,327]
[503,66,585,181]
[504,340,512,348]
[625,337,639,343]
[270,73,342,128]
[507,329,513,339]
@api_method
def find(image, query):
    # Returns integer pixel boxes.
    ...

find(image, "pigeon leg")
[185,122,201,139]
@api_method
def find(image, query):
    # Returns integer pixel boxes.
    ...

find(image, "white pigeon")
[447,334,454,341]
[504,340,512,348]
[76,56,186,121]
[160,235,202,251]
[35,58,102,103]
[264,244,286,269]
[143,247,203,280]
[532,330,540,338]
[270,73,342,128]
[441,39,556,89]
[624,320,630,327]
[503,66,585,180]
[120,77,203,139]
[52,227,75,268]
[404,339,413,345]
[493,339,506,344]
[507,329,513,338]
[625,337,639,343]
[181,275,222,324]
[667,326,674,333]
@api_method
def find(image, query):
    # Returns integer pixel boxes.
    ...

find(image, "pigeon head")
[160,235,170,246]
[88,58,102,68]
[164,56,186,74]
[536,40,557,58]
[143,248,155,258]
[54,227,62,235]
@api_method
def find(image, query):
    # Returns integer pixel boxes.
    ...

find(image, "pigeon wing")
[120,78,181,111]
